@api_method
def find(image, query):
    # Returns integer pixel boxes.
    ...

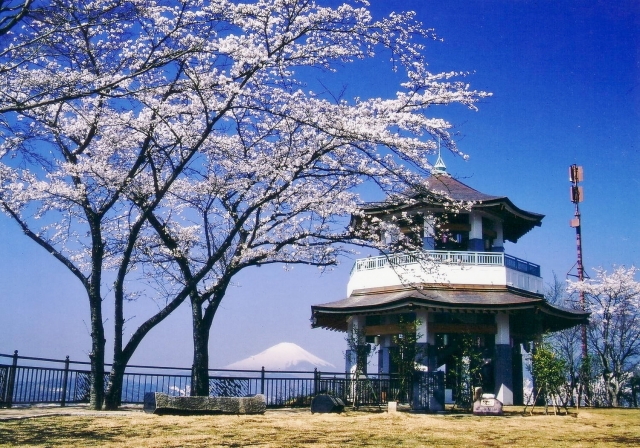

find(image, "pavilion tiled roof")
[311,284,588,337]
[358,174,545,243]
[425,174,503,202]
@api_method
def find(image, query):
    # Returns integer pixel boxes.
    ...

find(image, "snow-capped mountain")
[225,342,335,371]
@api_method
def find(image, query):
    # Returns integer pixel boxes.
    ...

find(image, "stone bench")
[144,392,267,415]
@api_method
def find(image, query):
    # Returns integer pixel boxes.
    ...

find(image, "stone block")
[310,394,345,413]
[144,392,266,415]
[472,394,503,416]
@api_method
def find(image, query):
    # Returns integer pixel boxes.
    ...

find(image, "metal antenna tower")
[569,164,587,358]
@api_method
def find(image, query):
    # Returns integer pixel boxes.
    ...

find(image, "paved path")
[0,404,144,421]
[0,405,312,421]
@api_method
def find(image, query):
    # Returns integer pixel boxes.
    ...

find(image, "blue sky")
[1,0,638,371]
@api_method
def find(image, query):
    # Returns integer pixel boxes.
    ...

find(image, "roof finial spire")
[432,136,448,175]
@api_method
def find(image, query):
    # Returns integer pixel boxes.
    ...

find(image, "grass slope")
[1,407,639,447]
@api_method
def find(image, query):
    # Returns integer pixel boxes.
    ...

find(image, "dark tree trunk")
[89,309,105,410]
[191,303,210,397]
[103,357,126,410]
[103,289,191,409]
[88,216,106,410]
[88,276,105,409]
[190,288,225,397]
[105,263,126,411]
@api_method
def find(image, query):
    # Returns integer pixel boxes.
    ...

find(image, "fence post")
[260,366,265,395]
[5,350,18,409]
[61,356,70,407]
[313,368,318,396]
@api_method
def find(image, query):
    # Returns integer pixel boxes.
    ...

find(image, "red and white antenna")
[569,164,587,358]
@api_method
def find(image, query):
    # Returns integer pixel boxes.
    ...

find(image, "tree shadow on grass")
[597,435,640,445]
[0,418,127,446]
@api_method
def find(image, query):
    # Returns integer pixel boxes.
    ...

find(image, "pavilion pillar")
[512,343,524,405]
[492,225,505,252]
[346,315,367,376]
[468,213,484,251]
[378,339,391,375]
[413,310,442,411]
[414,310,437,370]
[495,313,513,405]
[423,216,436,250]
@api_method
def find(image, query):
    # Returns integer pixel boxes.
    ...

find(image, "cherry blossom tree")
[544,272,586,406]
[568,266,640,407]
[0,0,31,37]
[0,0,246,409]
[0,0,205,115]
[0,0,489,409]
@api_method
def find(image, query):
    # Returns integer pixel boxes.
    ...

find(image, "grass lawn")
[1,407,639,447]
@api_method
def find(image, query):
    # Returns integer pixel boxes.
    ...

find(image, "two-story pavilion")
[311,158,588,407]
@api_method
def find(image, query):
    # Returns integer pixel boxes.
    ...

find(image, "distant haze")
[225,342,336,371]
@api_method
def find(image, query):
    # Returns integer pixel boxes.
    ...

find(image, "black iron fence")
[0,351,443,410]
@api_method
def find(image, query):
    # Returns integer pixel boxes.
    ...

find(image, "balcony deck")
[348,250,543,296]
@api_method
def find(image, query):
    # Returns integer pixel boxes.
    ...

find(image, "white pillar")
[346,315,366,375]
[423,215,436,250]
[347,315,366,338]
[469,213,483,251]
[496,313,510,344]
[493,223,504,252]
[415,310,428,343]
[469,214,483,240]
[414,310,436,374]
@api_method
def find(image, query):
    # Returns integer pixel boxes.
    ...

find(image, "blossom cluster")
[0,0,489,302]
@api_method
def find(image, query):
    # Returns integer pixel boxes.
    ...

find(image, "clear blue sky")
[1,0,638,371]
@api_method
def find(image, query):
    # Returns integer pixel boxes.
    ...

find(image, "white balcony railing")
[348,250,543,295]
[352,250,540,277]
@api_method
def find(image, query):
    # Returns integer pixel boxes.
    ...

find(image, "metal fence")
[0,351,443,410]
[504,254,541,277]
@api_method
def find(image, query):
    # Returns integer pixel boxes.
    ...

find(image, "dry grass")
[1,407,639,447]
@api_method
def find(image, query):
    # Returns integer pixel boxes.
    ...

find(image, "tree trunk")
[105,263,126,411]
[191,329,210,396]
[191,303,210,397]
[89,326,105,410]
[103,357,127,410]
[608,379,619,407]
[87,215,106,410]
[190,287,226,397]
[89,294,105,410]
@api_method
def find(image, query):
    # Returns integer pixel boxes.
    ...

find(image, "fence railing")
[0,352,444,410]
[353,250,541,277]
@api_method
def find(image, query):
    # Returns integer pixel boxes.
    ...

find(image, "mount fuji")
[225,342,335,371]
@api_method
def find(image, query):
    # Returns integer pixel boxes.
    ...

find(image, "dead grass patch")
[0,407,638,447]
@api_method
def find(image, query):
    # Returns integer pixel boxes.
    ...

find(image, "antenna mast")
[569,164,587,358]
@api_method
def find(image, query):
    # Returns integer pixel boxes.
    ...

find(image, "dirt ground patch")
[1,406,639,447]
